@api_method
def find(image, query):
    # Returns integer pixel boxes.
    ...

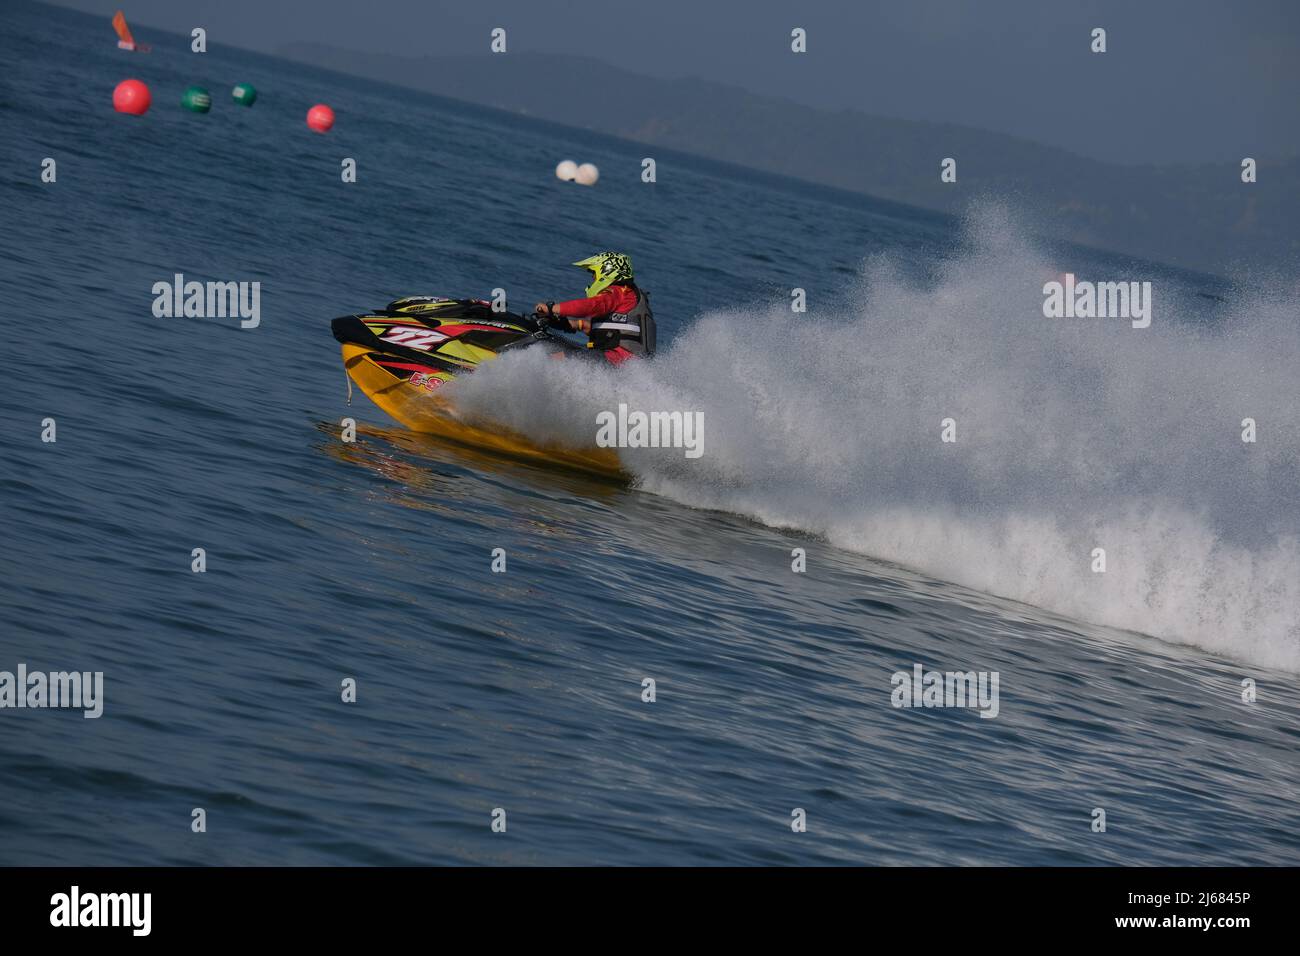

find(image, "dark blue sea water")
[2,1,1298,866]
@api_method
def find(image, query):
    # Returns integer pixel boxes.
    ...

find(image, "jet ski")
[330,296,623,478]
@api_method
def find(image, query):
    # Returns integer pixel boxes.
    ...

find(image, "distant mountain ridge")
[278,41,1299,276]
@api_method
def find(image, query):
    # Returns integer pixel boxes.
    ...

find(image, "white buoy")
[575,162,600,186]
[555,160,578,181]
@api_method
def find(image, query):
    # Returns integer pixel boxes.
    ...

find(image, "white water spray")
[451,209,1300,671]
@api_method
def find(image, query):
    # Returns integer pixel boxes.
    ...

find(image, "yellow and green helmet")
[573,252,633,297]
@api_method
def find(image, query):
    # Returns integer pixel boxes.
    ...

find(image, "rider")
[534,252,656,364]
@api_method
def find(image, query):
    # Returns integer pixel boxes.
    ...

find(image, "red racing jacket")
[551,285,639,319]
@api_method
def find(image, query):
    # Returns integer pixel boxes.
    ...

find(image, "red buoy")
[113,78,151,116]
[306,104,335,133]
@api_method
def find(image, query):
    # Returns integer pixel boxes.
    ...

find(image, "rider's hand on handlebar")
[535,302,570,330]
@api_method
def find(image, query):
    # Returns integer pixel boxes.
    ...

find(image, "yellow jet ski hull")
[340,343,625,481]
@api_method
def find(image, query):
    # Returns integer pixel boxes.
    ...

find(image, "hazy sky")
[55,0,1300,164]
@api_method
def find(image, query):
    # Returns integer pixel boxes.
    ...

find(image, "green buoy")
[180,85,212,113]
[232,83,257,107]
